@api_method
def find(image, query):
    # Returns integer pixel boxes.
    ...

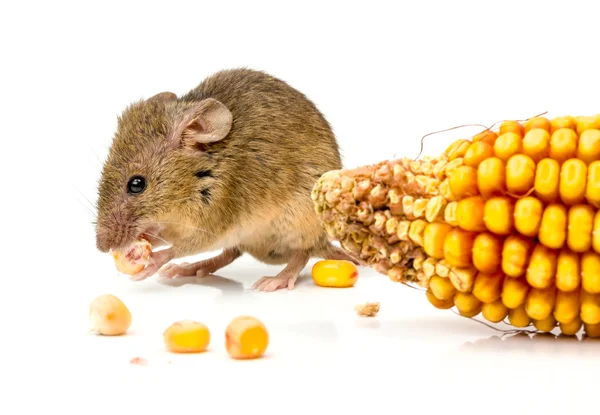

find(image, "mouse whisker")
[143,231,185,256]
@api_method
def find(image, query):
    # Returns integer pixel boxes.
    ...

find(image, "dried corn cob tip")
[163,320,210,353]
[312,260,359,288]
[111,237,152,275]
[225,316,269,360]
[89,294,132,336]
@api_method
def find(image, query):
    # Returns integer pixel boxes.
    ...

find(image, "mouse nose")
[96,230,113,253]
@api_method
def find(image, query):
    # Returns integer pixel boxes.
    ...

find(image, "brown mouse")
[95,68,358,291]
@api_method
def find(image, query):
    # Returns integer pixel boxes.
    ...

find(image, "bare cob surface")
[312,114,600,338]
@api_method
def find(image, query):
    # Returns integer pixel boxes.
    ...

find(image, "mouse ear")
[174,98,233,145]
[147,91,177,103]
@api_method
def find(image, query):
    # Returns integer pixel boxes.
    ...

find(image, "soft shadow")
[157,273,244,293]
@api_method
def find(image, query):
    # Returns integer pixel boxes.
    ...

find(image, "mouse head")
[95,91,233,255]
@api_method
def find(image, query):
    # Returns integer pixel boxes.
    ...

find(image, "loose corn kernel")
[482,300,509,323]
[443,228,475,267]
[553,289,580,324]
[550,115,576,133]
[505,154,536,195]
[567,204,595,252]
[494,132,522,161]
[550,128,578,163]
[477,157,506,197]
[526,286,556,320]
[311,260,359,288]
[426,288,454,309]
[456,196,486,232]
[534,158,561,203]
[581,251,600,294]
[508,305,531,327]
[472,232,503,273]
[448,266,477,293]
[454,292,482,317]
[429,275,456,301]
[584,322,600,338]
[464,141,494,167]
[225,316,269,360]
[483,197,514,235]
[445,139,471,160]
[472,272,504,303]
[449,165,479,198]
[499,121,525,137]
[473,130,498,145]
[423,222,453,259]
[538,204,567,249]
[112,238,152,275]
[576,129,600,164]
[89,294,132,336]
[502,234,533,277]
[501,277,529,309]
[585,161,600,207]
[524,117,552,134]
[163,320,211,353]
[580,289,600,324]
[559,158,587,205]
[534,315,557,332]
[560,317,582,336]
[513,197,543,237]
[525,244,557,289]
[556,248,581,292]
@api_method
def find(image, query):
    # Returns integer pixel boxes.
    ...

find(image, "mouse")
[95,67,358,291]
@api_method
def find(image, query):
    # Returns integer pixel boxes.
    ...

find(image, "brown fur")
[96,68,343,273]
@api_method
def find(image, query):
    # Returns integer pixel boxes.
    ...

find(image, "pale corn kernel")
[477,156,506,197]
[577,129,600,164]
[585,161,600,208]
[482,300,509,323]
[435,259,451,278]
[456,196,486,232]
[550,128,578,163]
[538,204,567,249]
[501,277,529,309]
[494,132,522,161]
[508,305,531,327]
[534,158,561,203]
[533,315,557,332]
[472,232,503,274]
[426,288,454,309]
[505,154,536,195]
[567,204,594,252]
[412,198,429,218]
[396,221,410,241]
[311,260,359,288]
[444,201,458,226]
[225,316,269,360]
[559,158,587,205]
[408,219,428,246]
[402,196,414,218]
[448,266,477,293]
[444,158,464,177]
[502,234,533,277]
[483,197,514,235]
[581,251,600,294]
[422,258,437,278]
[514,197,543,237]
[560,317,583,336]
[425,196,445,222]
[163,320,210,353]
[525,244,557,289]
[89,294,132,336]
[556,248,581,292]
[385,217,398,235]
[472,272,504,303]
[553,289,580,324]
[429,275,456,300]
[443,228,475,268]
[525,286,556,320]
[439,179,454,201]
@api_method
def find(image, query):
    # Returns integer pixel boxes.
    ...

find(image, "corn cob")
[312,113,600,338]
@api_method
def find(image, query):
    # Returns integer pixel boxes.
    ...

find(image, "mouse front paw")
[252,274,298,292]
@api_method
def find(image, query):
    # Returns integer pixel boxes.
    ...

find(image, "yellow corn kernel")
[584,322,600,338]
[550,115,576,133]
[502,234,533,277]
[580,289,600,324]
[163,320,211,353]
[449,165,479,198]
[525,286,556,320]
[513,197,543,238]
[494,132,522,161]
[499,121,525,137]
[477,157,506,197]
[553,289,580,324]
[456,196,486,232]
[483,197,514,235]
[560,317,582,336]
[567,204,594,253]
[482,300,509,323]
[443,228,475,268]
[522,128,550,162]
[472,272,504,303]
[426,288,454,309]
[464,141,494,167]
[538,204,567,249]
[311,260,359,288]
[556,248,581,292]
[501,276,529,309]
[576,129,600,164]
[225,316,269,360]
[576,115,600,135]
[559,158,587,205]
[594,211,600,254]
[448,266,477,293]
[534,158,560,203]
[472,232,503,273]
[550,128,578,163]
[454,292,482,317]
[445,139,471,160]
[581,251,600,294]
[585,161,600,207]
[505,154,536,195]
[508,305,531,327]
[534,315,557,332]
[472,130,498,145]
[423,222,453,259]
[525,244,557,289]
[524,117,552,134]
[429,275,456,301]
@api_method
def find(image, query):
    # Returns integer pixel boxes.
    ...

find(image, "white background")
[2,0,599,413]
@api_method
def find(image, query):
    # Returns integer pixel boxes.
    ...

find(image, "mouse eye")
[127,176,146,194]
